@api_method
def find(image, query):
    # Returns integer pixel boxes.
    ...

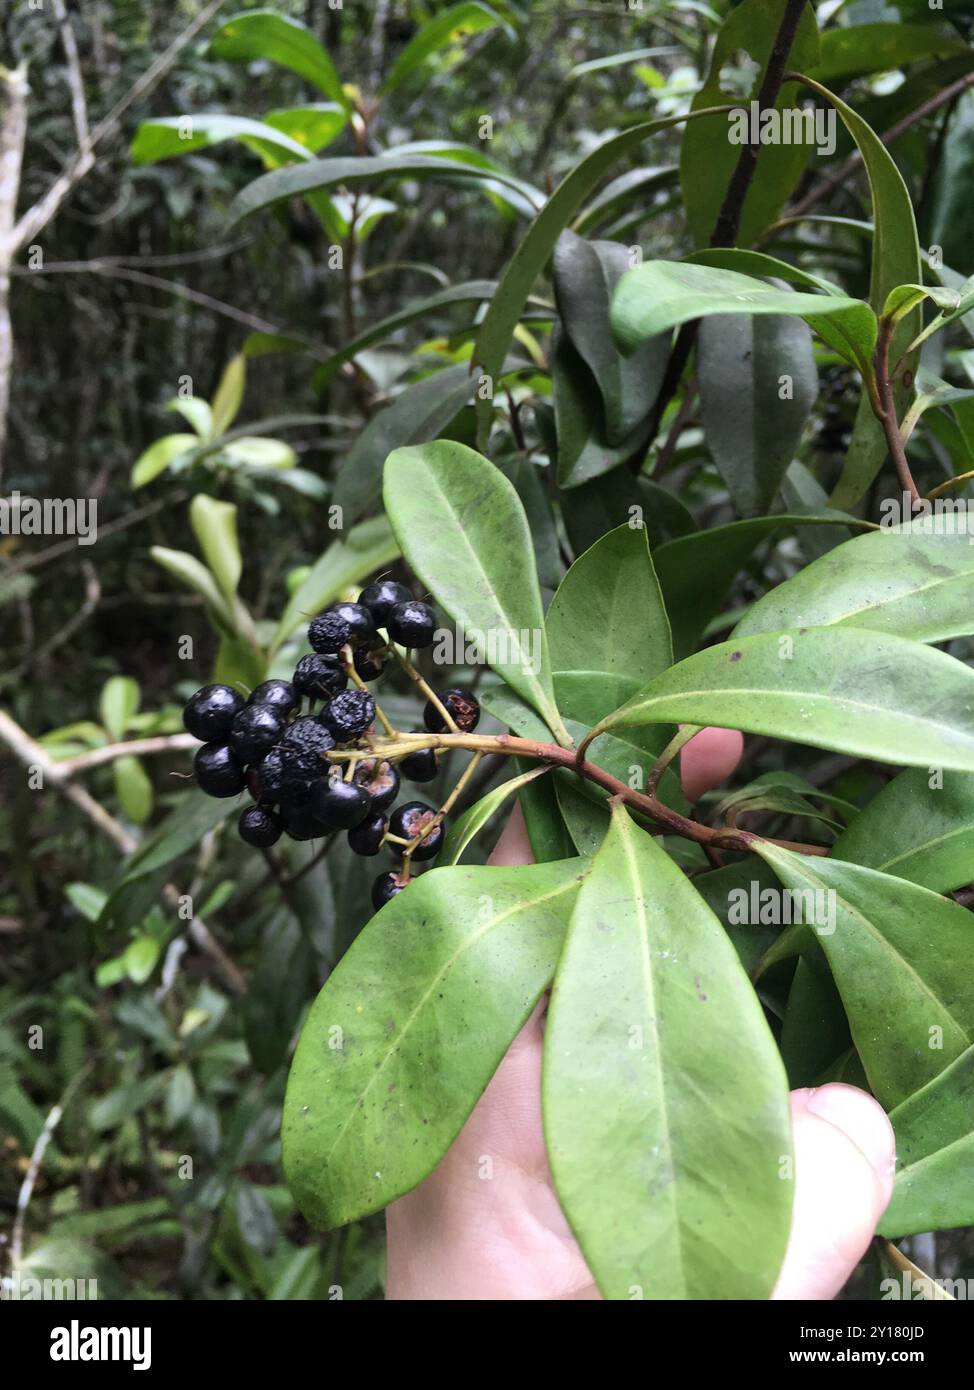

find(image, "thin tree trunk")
[0,64,28,483]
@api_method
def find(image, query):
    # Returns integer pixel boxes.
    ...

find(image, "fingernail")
[806,1084,896,1187]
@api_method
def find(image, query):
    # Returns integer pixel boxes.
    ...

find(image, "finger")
[773,1084,896,1300]
[680,726,744,802]
[489,801,535,866]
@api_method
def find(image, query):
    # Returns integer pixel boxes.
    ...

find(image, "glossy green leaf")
[653,513,872,659]
[130,114,311,166]
[550,325,652,488]
[113,755,152,826]
[332,364,475,525]
[680,0,820,247]
[880,1045,974,1239]
[832,768,974,894]
[588,628,974,773]
[553,233,667,446]
[223,437,297,469]
[544,804,793,1299]
[755,844,974,1109]
[263,103,345,153]
[130,433,198,488]
[439,765,551,865]
[270,515,399,653]
[99,676,139,741]
[698,312,817,515]
[611,261,874,360]
[559,465,696,556]
[209,9,348,109]
[691,860,785,977]
[471,107,731,449]
[546,524,671,688]
[735,524,974,644]
[210,354,246,439]
[167,396,212,438]
[149,548,235,633]
[282,858,586,1228]
[189,495,241,606]
[229,154,525,227]
[812,23,968,85]
[382,2,514,94]
[779,954,851,1091]
[384,442,570,745]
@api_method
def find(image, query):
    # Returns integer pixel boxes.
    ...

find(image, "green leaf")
[263,103,346,153]
[610,261,875,366]
[471,106,731,449]
[209,354,246,439]
[117,794,238,887]
[680,0,820,247]
[832,768,974,895]
[697,312,817,515]
[189,495,242,607]
[559,464,696,556]
[99,676,139,741]
[167,396,212,438]
[209,9,349,109]
[222,437,297,469]
[130,114,312,166]
[131,433,198,488]
[332,364,475,525]
[114,755,153,825]
[543,804,793,1299]
[439,765,551,865]
[383,441,571,745]
[880,1045,974,1239]
[282,858,586,1228]
[382,1,513,94]
[587,628,974,773]
[550,325,653,488]
[123,933,161,985]
[734,523,974,644]
[553,233,667,446]
[812,23,968,85]
[229,153,527,227]
[754,844,974,1109]
[150,548,235,633]
[653,513,872,659]
[546,524,671,689]
[780,954,851,1090]
[270,515,399,654]
[65,882,108,922]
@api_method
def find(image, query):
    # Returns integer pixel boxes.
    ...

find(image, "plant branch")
[874,315,920,506]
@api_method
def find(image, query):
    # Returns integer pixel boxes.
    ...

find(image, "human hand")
[385,729,895,1301]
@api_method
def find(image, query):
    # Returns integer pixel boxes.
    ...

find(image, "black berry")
[389,800,444,861]
[400,746,438,783]
[293,652,346,701]
[310,772,371,829]
[424,688,480,734]
[348,812,388,856]
[283,802,330,841]
[194,741,246,798]
[359,579,412,626]
[238,804,283,847]
[352,758,400,812]
[387,600,436,648]
[353,645,387,682]
[372,870,408,910]
[183,684,244,741]
[308,602,376,654]
[322,689,375,742]
[248,679,297,715]
[229,704,286,763]
[281,716,335,760]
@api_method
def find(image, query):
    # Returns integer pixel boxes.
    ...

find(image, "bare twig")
[57,733,198,778]
[51,0,91,153]
[0,64,28,477]
[10,1066,92,1268]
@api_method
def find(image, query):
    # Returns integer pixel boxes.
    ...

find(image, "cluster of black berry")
[181,580,480,911]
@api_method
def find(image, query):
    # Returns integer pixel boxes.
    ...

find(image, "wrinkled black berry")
[281,716,335,760]
[293,652,346,701]
[183,684,245,741]
[389,800,444,861]
[194,741,246,798]
[387,600,436,649]
[322,689,375,742]
[248,679,297,715]
[229,703,286,763]
[372,870,407,910]
[309,602,376,654]
[353,645,387,682]
[310,773,371,829]
[256,738,330,808]
[359,579,412,626]
[400,746,438,783]
[352,758,400,812]
[424,688,480,734]
[348,812,388,856]
[238,804,283,847]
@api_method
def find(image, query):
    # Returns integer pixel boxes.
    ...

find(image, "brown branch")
[51,0,91,153]
[874,315,920,506]
[57,732,198,778]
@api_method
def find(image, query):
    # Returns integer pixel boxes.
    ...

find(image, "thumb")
[773,1084,896,1300]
